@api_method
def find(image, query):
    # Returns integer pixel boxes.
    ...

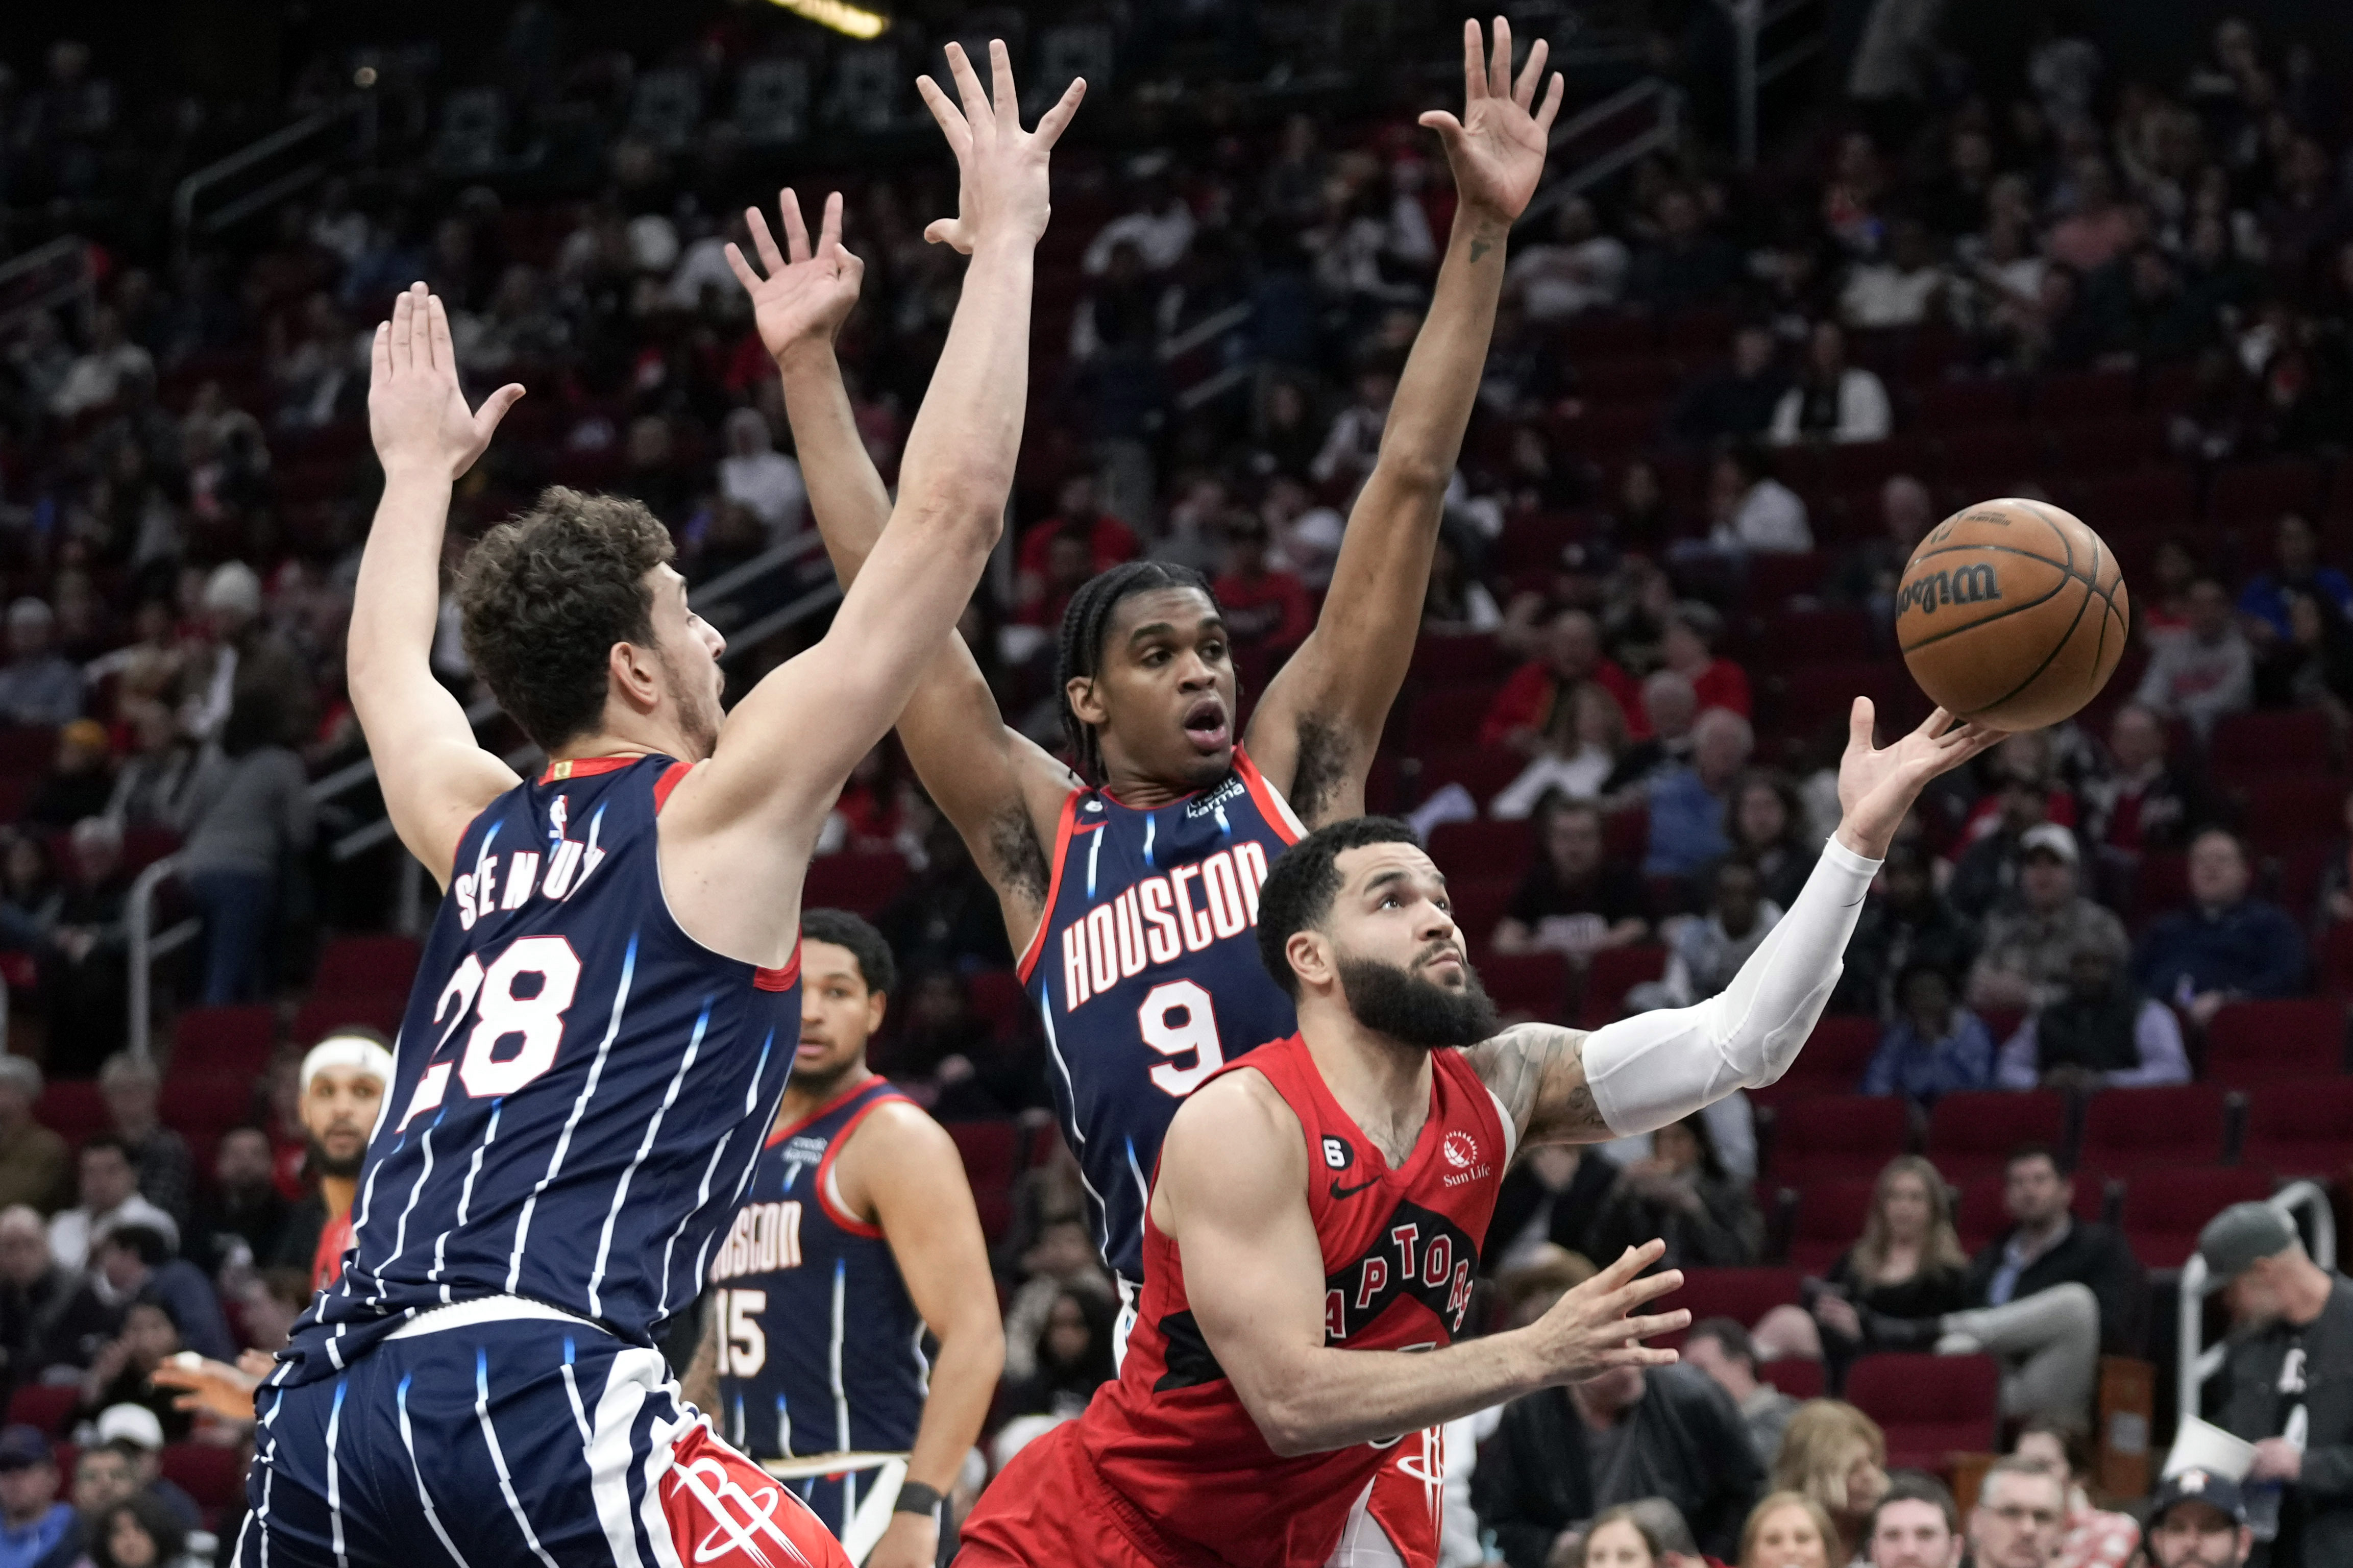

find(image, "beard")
[310,1138,364,1180]
[1336,951,1501,1050]
[663,653,724,761]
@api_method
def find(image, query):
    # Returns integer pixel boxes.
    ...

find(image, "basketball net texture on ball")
[1896,497,2130,731]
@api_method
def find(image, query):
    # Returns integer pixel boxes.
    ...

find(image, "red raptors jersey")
[1077,1034,1511,1567]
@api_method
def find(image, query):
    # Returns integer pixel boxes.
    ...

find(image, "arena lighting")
[761,0,890,39]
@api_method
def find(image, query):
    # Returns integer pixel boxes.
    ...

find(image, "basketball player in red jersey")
[958,700,2000,1568]
[729,17,1561,1302]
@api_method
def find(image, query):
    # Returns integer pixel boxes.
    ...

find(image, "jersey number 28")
[397,936,581,1131]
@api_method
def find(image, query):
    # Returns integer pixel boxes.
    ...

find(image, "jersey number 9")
[1139,979,1225,1098]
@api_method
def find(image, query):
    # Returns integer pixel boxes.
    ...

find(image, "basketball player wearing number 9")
[398,935,581,1131]
[1140,979,1224,1098]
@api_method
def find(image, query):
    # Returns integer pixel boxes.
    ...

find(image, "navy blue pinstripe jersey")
[706,1077,926,1461]
[276,754,801,1386]
[1018,745,1304,1280]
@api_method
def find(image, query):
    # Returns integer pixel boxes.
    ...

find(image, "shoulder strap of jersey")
[1014,785,1087,983]
[1231,744,1307,844]
[813,1079,915,1238]
[1432,1047,1515,1169]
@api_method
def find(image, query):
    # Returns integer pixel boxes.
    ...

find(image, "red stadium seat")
[1924,1091,2067,1186]
[0,727,55,777]
[965,970,1029,1041]
[1954,1175,2009,1254]
[1406,683,1500,753]
[1480,953,1570,1023]
[32,1082,106,1145]
[802,851,909,919]
[1416,749,1525,806]
[2061,469,2198,534]
[2048,414,2165,476]
[1746,553,1826,607]
[944,1120,1021,1243]
[1761,609,1875,663]
[292,990,409,1046]
[1578,944,1667,1027]
[2207,458,2323,526]
[164,1074,260,1133]
[1785,1178,1877,1274]
[5,1384,77,1436]
[2077,1084,2232,1172]
[2030,369,2137,421]
[1428,819,1532,879]
[1408,635,1507,683]
[2207,710,2335,778]
[313,935,423,995]
[1757,1016,1884,1102]
[1768,1095,1910,1190]
[1937,426,2047,488]
[1846,1353,2001,1472]
[2204,1001,2345,1086]
[1919,380,2025,429]
[1758,1358,1825,1399]
[1450,877,1519,956]
[1668,1267,1804,1332]
[159,1442,248,1526]
[2241,1080,2353,1183]
[2322,922,2353,997]
[170,1004,278,1077]
[1496,513,1591,576]
[2114,1166,2277,1268]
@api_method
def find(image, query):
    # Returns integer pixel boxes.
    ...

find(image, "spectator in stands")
[1502,195,1628,323]
[0,1067,66,1218]
[1861,962,1995,1106]
[995,1287,1116,1425]
[1490,797,1651,961]
[85,1226,232,1362]
[2046,160,2139,274]
[176,564,309,748]
[1631,857,1778,1012]
[1586,1112,1760,1270]
[1760,1156,1973,1366]
[0,1426,76,1568]
[187,1128,288,1278]
[1644,708,1753,879]
[82,1493,197,1568]
[1420,533,1501,636]
[80,1409,200,1534]
[1966,825,2130,1013]
[1832,475,1937,647]
[2010,1417,2140,1568]
[2134,827,2307,1022]
[1490,683,1630,816]
[48,307,152,421]
[714,407,805,545]
[172,687,313,1006]
[1475,1356,1762,1566]
[1659,602,1751,717]
[1212,513,1312,657]
[1772,1401,1889,1562]
[93,1060,187,1230]
[1737,1492,1839,1568]
[2197,1200,2353,1567]
[1863,1472,1964,1568]
[2100,244,2219,364]
[1996,944,2190,1090]
[70,1300,193,1444]
[998,1220,1116,1387]
[2253,589,2353,718]
[2076,704,2203,884]
[66,1446,137,1536]
[1684,1318,1800,1468]
[1628,185,1743,312]
[270,1032,390,1292]
[1704,445,1814,554]
[1842,217,1949,330]
[2140,1471,2253,1568]
[104,705,191,832]
[1967,1457,2070,1568]
[1083,170,1195,277]
[2134,580,2254,740]
[22,722,113,829]
[1486,1145,1617,1274]
[1769,322,1893,446]
[1481,610,1645,754]
[1729,773,1817,910]
[1601,673,1701,798]
[0,601,82,728]
[0,1205,110,1382]
[1572,1504,1668,1568]
[45,1143,170,1276]
[37,818,133,1076]
[1833,844,1981,1020]
[1947,770,2054,922]
[1669,323,1788,448]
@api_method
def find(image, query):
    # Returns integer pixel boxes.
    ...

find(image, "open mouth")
[1181,697,1230,753]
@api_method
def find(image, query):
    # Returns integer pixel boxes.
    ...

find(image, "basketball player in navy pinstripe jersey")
[236,42,1080,1568]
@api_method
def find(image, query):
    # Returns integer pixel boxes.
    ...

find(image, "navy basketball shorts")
[238,1298,851,1568]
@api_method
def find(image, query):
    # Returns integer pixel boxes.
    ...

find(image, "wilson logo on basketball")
[1895,562,2001,618]
[1442,1131,1479,1169]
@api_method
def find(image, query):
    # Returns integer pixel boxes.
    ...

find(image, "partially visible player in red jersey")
[958,699,1999,1568]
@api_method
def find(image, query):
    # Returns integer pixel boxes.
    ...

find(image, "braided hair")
[1054,560,1227,783]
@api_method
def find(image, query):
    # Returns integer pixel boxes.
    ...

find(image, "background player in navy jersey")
[959,700,2002,1568]
[680,911,1002,1568]
[239,42,1082,1568]
[743,18,1562,1296]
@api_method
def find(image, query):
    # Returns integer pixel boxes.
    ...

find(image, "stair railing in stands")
[1516,77,1682,232]
[1719,0,1830,169]
[2176,1179,2337,1435]
[125,856,201,1065]
[173,95,377,260]
[0,236,97,341]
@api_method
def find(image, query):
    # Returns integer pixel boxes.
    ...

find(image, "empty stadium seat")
[945,1119,1021,1242]
[170,1003,278,1077]
[1918,380,2024,428]
[965,970,1030,1041]
[1428,819,1532,878]
[1784,1177,1878,1273]
[2231,775,2346,842]
[1408,634,1506,683]
[2207,458,2323,525]
[2077,1084,2233,1172]
[32,1082,106,1145]
[802,851,909,919]
[1768,1095,1910,1190]
[2114,1165,2277,1268]
[1758,1358,1825,1400]
[1449,877,1518,955]
[1924,1091,2068,1185]
[1755,1016,1883,1102]
[4,1384,76,1436]
[2208,710,2334,779]
[1406,683,1497,752]
[1416,748,1524,805]
[2204,1001,2345,1085]
[2241,1080,2353,1182]
[293,990,409,1046]
[1669,1267,1804,1331]
[1846,1352,2001,1472]
[164,1074,260,1132]
[2031,369,2137,420]
[313,935,423,995]
[1480,952,1570,1022]
[1578,944,1666,1027]
[160,1441,247,1526]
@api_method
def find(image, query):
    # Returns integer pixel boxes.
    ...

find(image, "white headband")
[301,1035,395,1095]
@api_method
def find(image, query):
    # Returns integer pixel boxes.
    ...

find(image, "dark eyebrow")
[1125,614,1228,647]
[1363,868,1411,897]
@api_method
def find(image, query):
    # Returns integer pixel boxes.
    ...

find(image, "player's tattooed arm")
[1468,1022,1612,1149]
[679,1312,721,1416]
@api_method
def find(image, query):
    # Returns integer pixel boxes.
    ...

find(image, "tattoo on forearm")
[1472,1024,1609,1143]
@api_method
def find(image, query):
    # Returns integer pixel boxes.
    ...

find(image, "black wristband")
[894,1481,944,1518]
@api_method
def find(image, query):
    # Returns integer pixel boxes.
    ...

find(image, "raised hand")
[1417,16,1565,224]
[1835,697,2004,858]
[726,188,866,365]
[1523,1240,1689,1385]
[915,39,1085,255]
[367,282,523,482]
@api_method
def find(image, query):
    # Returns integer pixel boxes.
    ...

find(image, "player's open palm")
[1524,1240,1689,1385]
[916,39,1085,255]
[1418,17,1564,224]
[1834,697,2003,857]
[727,188,865,361]
[367,282,523,482]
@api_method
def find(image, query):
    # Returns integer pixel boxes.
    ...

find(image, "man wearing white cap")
[177,561,309,747]
[1966,823,2129,1014]
[271,1031,393,1293]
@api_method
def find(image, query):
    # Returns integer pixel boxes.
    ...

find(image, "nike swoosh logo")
[1329,1178,1381,1200]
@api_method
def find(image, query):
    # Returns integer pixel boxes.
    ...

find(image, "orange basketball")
[1896,497,2130,731]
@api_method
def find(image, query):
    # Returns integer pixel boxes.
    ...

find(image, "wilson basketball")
[1896,498,2130,731]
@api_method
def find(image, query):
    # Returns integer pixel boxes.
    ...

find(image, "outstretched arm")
[1158,1071,1687,1457]
[347,284,528,886]
[660,44,1085,967]
[1473,701,2002,1145]
[732,187,1078,952]
[1246,18,1562,826]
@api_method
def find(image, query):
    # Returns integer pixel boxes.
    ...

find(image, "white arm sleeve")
[1581,836,1880,1137]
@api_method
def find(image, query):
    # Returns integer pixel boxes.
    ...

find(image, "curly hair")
[458,487,675,752]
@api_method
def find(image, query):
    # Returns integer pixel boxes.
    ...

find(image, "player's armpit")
[1467,1024,1610,1149]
